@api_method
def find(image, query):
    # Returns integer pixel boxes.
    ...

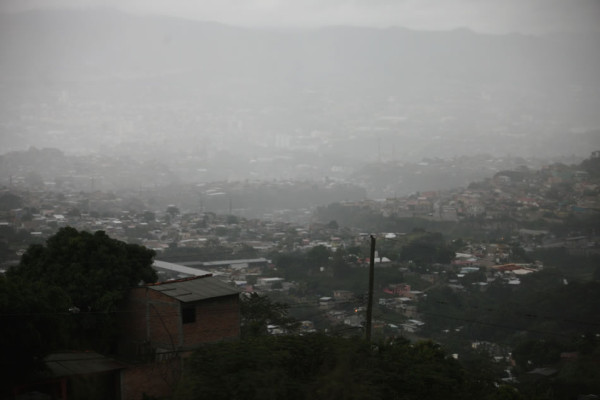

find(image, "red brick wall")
[119,291,240,399]
[182,294,240,347]
[118,288,180,357]
[145,290,181,350]
[119,288,241,357]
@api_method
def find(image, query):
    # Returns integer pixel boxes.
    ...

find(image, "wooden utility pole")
[366,235,376,341]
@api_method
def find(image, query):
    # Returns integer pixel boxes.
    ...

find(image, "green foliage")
[326,220,339,230]
[512,339,565,370]
[2,227,157,367]
[10,227,157,312]
[554,338,600,396]
[580,153,600,177]
[420,272,600,344]
[307,245,331,271]
[419,277,600,398]
[240,293,299,338]
[140,210,156,223]
[271,251,308,281]
[0,191,23,211]
[460,268,488,287]
[530,248,600,280]
[0,275,71,388]
[331,248,351,278]
[175,335,499,400]
[400,232,455,265]
[316,202,459,234]
[513,334,600,399]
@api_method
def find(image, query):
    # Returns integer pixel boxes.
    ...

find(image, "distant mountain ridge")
[1,8,599,165]
[1,7,598,89]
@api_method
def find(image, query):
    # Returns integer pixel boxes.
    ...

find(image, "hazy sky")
[2,0,600,35]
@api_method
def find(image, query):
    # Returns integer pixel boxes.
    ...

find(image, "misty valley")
[1,7,600,400]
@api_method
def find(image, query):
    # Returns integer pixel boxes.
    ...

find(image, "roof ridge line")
[146,274,212,286]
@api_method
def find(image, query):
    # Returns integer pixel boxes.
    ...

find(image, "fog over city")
[3,3,600,398]
[1,0,599,206]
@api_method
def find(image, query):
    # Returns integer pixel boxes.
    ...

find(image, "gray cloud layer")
[2,0,600,34]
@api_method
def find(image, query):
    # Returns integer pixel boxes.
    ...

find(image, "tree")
[307,245,331,274]
[175,335,499,400]
[512,339,564,371]
[400,232,454,265]
[6,227,157,352]
[166,204,180,217]
[240,293,298,338]
[226,214,239,225]
[272,251,308,281]
[0,192,23,211]
[141,210,156,223]
[11,227,157,312]
[327,220,339,230]
[0,275,71,390]
[331,248,351,279]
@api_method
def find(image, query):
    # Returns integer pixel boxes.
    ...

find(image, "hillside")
[1,8,599,161]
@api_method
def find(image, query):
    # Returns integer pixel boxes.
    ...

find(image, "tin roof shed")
[145,275,239,303]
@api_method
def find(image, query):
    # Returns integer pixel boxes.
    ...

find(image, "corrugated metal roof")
[147,276,239,302]
[45,352,125,377]
[179,257,268,267]
[153,260,212,277]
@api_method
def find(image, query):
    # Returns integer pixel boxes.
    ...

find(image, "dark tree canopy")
[307,245,331,272]
[0,275,71,388]
[176,335,501,400]
[400,232,454,265]
[240,292,298,338]
[0,227,157,389]
[10,226,157,311]
[0,191,23,211]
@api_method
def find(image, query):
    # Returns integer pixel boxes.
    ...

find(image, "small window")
[182,305,196,324]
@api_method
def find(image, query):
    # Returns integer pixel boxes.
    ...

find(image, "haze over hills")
[0,8,599,194]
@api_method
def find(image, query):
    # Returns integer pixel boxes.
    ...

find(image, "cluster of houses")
[2,155,599,398]
[2,151,599,271]
[348,156,600,226]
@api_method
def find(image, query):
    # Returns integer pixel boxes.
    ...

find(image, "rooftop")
[153,260,211,277]
[181,258,269,268]
[145,275,239,303]
[45,352,125,377]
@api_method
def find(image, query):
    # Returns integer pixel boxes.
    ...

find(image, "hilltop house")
[117,275,240,400]
[119,275,240,358]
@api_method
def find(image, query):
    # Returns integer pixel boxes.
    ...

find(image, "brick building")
[118,275,240,400]
[119,275,241,358]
